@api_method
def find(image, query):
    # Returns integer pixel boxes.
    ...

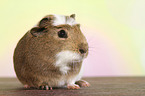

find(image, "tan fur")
[13,14,89,89]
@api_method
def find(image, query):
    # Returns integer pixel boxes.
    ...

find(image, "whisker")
[86,37,95,43]
[88,52,98,56]
[89,49,98,53]
[88,46,96,49]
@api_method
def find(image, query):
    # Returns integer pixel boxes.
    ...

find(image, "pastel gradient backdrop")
[0,0,145,77]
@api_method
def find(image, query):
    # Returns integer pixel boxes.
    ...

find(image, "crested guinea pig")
[13,14,90,90]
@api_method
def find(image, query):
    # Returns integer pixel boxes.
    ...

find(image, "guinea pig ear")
[39,18,49,28]
[30,27,47,37]
[76,24,80,28]
[70,14,75,19]
[39,16,54,28]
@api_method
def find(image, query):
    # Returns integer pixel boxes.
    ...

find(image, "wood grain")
[0,77,145,96]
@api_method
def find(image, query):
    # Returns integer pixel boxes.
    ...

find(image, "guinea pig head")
[30,14,88,63]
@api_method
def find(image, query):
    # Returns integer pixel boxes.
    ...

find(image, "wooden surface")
[0,77,145,96]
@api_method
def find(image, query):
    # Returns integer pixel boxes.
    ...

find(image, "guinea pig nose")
[79,49,86,54]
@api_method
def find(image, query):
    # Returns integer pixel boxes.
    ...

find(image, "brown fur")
[13,14,89,89]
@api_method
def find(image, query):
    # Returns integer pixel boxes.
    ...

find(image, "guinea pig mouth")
[81,53,88,59]
[68,60,82,66]
[72,60,82,63]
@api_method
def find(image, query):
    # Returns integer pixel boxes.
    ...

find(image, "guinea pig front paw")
[67,84,80,89]
[24,85,31,88]
[75,80,90,87]
[39,85,53,90]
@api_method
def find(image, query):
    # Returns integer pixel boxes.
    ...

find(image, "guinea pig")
[13,14,90,90]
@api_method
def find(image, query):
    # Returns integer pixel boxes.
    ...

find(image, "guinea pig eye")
[58,30,68,38]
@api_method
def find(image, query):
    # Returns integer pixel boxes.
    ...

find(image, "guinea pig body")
[14,14,90,90]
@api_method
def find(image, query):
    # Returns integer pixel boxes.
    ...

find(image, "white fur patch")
[58,80,65,87]
[53,15,77,26]
[58,67,84,86]
[67,64,84,85]
[75,63,84,81]
[55,50,82,74]
[33,14,77,27]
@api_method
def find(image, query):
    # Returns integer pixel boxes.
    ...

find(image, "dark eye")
[58,30,67,38]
